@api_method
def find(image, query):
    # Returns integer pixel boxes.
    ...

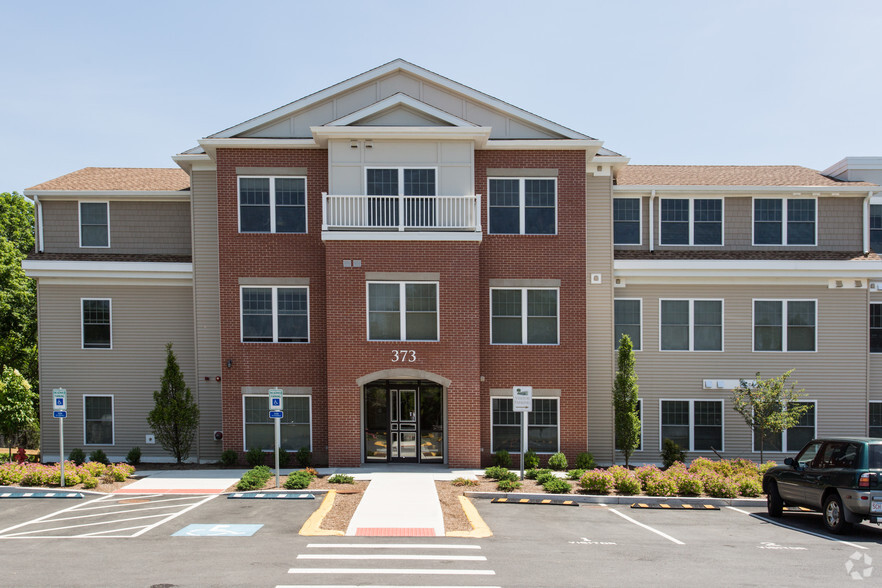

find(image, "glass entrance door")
[363,380,444,464]
[390,389,418,462]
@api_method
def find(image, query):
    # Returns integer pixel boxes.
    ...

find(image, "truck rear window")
[870,445,882,469]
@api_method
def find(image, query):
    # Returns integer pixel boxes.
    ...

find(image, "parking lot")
[0,493,878,587]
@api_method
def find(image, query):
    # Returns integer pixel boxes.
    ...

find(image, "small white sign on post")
[513,386,532,480]
[53,388,67,487]
[268,388,283,488]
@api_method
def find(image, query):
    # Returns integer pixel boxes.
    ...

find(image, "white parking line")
[72,495,199,511]
[607,507,685,545]
[30,502,199,524]
[726,506,868,550]
[131,494,216,537]
[296,554,486,561]
[0,494,114,536]
[305,543,482,549]
[288,568,495,576]
[278,586,500,588]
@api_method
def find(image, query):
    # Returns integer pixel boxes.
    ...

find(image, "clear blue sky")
[2,0,880,192]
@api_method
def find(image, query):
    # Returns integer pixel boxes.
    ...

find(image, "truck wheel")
[766,481,783,518]
[822,493,851,535]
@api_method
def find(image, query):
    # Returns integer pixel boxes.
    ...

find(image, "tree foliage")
[0,192,35,256]
[0,367,39,457]
[614,334,640,467]
[731,370,811,463]
[147,343,200,463]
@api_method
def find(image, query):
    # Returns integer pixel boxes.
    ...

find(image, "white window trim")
[83,394,114,446]
[658,298,724,352]
[870,401,882,436]
[487,177,558,235]
[751,196,818,246]
[242,394,312,452]
[658,398,725,452]
[613,197,642,245]
[871,302,882,354]
[78,201,110,248]
[658,197,724,246]
[366,281,440,342]
[489,287,560,346]
[364,166,439,195]
[239,286,310,344]
[751,400,817,454]
[237,176,308,234]
[752,298,818,353]
[614,297,643,351]
[81,298,112,350]
[489,396,560,455]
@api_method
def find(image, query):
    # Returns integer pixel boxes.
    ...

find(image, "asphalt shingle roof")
[616,165,876,187]
[27,168,190,192]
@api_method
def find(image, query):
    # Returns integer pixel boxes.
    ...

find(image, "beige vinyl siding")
[586,174,615,461]
[615,283,868,461]
[38,284,195,462]
[191,170,223,460]
[41,200,192,254]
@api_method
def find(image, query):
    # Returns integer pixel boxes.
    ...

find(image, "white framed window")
[660,399,724,452]
[367,282,438,341]
[241,286,309,343]
[870,402,882,438]
[753,299,816,352]
[752,197,817,246]
[614,298,642,350]
[870,204,882,253]
[659,198,723,246]
[79,201,109,248]
[82,298,111,349]
[613,198,641,245]
[490,397,559,453]
[84,395,114,445]
[242,395,311,451]
[871,304,882,353]
[752,401,816,453]
[659,299,723,351]
[238,176,307,233]
[488,177,557,235]
[365,167,437,228]
[490,287,559,345]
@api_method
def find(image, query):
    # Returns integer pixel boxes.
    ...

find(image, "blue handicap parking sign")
[56,398,63,406]
[172,524,263,537]
[272,398,280,406]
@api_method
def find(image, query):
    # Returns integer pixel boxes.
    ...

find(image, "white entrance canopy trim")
[23,260,193,283]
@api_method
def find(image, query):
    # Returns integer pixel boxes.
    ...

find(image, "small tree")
[613,334,640,467]
[731,370,811,463]
[147,343,200,464]
[0,367,38,458]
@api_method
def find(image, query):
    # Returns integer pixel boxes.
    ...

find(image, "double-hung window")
[82,299,111,349]
[488,178,556,235]
[613,198,641,244]
[659,299,723,351]
[491,288,558,345]
[614,299,642,350]
[660,198,722,245]
[241,287,309,343]
[871,204,882,252]
[753,300,816,351]
[660,399,723,451]
[79,202,109,247]
[491,397,559,453]
[84,395,113,445]
[243,395,310,451]
[368,282,438,341]
[239,177,307,233]
[366,168,436,228]
[870,402,882,438]
[752,401,816,453]
[871,304,882,353]
[753,198,816,245]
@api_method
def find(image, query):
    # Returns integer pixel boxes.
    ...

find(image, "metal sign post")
[512,386,533,481]
[53,388,67,487]
[268,388,284,488]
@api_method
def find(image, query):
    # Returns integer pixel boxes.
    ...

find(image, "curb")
[299,490,344,536]
[446,495,492,538]
[228,492,315,500]
[465,491,765,507]
[0,490,84,499]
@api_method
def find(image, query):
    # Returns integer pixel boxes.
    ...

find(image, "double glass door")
[364,381,443,463]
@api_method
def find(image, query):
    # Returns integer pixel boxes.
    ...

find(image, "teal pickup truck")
[762,437,882,534]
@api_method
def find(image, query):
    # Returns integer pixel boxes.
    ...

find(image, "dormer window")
[79,202,109,247]
[753,197,816,245]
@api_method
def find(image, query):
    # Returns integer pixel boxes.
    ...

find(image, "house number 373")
[392,350,416,363]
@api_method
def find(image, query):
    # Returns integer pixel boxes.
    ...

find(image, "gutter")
[649,190,656,252]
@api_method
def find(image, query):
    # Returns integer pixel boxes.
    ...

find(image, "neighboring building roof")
[614,250,881,261]
[26,252,192,263]
[27,168,190,192]
[615,165,876,187]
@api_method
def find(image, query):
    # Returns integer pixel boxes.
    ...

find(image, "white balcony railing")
[322,193,481,232]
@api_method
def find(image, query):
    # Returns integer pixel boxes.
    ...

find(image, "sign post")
[512,386,533,481]
[268,388,284,488]
[53,388,67,487]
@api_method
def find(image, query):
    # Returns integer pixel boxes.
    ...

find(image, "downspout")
[863,192,872,254]
[649,190,656,252]
[34,194,44,253]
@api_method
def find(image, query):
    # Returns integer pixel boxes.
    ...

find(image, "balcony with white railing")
[321,193,482,240]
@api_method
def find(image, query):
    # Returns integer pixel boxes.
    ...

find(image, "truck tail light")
[859,472,875,489]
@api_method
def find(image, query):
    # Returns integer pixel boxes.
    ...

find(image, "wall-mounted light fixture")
[226,359,233,369]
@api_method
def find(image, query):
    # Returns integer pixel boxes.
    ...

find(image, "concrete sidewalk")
[345,473,444,537]
[114,469,250,494]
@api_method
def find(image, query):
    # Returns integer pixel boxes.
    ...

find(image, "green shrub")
[687,456,715,474]
[88,449,110,465]
[220,450,238,467]
[484,466,516,481]
[547,452,568,471]
[80,461,107,478]
[125,446,141,466]
[19,466,49,486]
[283,471,313,490]
[236,465,272,491]
[525,468,550,480]
[645,474,678,496]
[661,439,686,468]
[328,474,355,484]
[575,452,596,470]
[246,447,265,468]
[523,449,539,470]
[737,476,763,497]
[536,471,556,485]
[703,473,738,498]
[675,473,704,496]
[543,477,572,494]
[296,447,311,468]
[579,469,615,494]
[107,464,133,482]
[492,450,512,468]
[496,479,522,492]
[615,473,642,495]
[451,477,478,487]
[635,465,662,489]
[567,469,585,480]
[46,467,80,486]
[607,465,632,485]
[68,448,86,466]
[82,475,98,489]
[758,461,778,476]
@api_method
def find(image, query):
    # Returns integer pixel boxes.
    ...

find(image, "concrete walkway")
[345,473,445,537]
[114,469,249,494]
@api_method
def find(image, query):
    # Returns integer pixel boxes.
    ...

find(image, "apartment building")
[22,60,882,466]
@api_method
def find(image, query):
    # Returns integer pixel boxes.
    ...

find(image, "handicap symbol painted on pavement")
[173,524,263,537]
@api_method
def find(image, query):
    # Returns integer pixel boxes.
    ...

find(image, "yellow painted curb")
[446,495,492,538]
[299,490,345,536]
